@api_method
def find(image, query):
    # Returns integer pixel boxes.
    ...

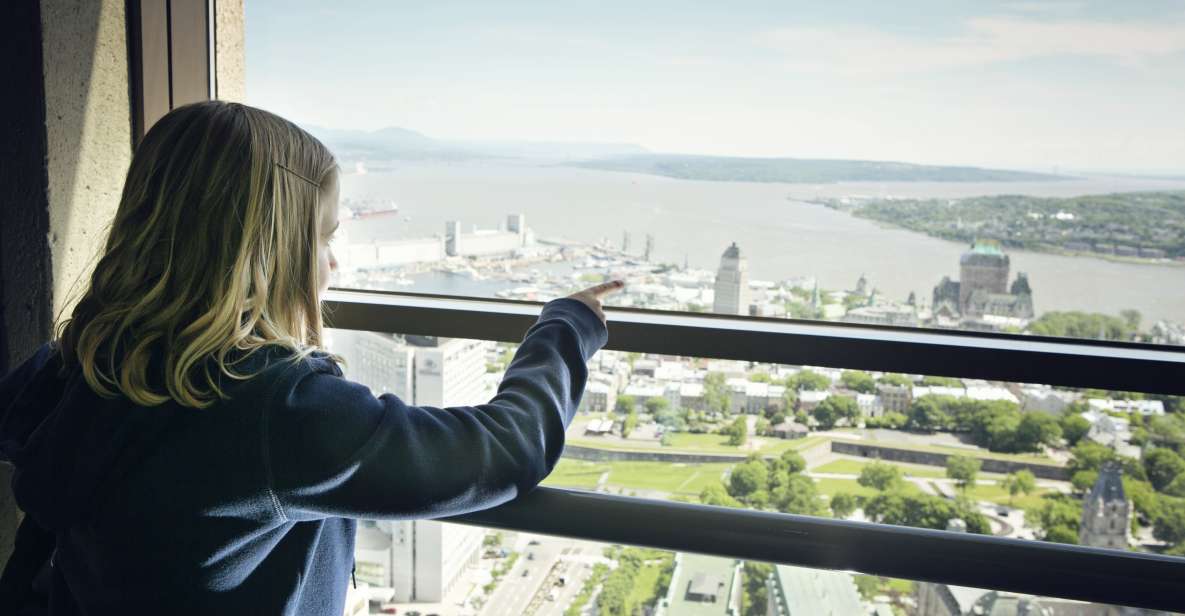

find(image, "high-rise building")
[354,520,484,603]
[327,329,414,400]
[958,242,1010,310]
[410,337,493,407]
[1079,461,1132,549]
[931,242,1034,326]
[712,242,750,316]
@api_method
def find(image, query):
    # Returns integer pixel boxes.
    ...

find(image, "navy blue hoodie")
[0,298,606,615]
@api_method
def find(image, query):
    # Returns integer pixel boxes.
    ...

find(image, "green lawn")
[624,554,674,615]
[543,460,734,496]
[567,433,829,457]
[542,459,609,490]
[965,482,1052,510]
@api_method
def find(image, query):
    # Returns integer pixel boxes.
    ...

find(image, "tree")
[863,492,990,534]
[877,373,913,388]
[729,460,769,498]
[725,416,748,446]
[1000,470,1036,505]
[1028,311,1134,341]
[1071,470,1099,495]
[615,394,636,415]
[787,369,831,392]
[1152,496,1185,547]
[780,450,807,474]
[1027,496,1082,544]
[1068,441,1118,474]
[830,492,858,519]
[1120,309,1142,332]
[700,484,742,508]
[858,461,903,492]
[742,562,774,616]
[920,375,962,387]
[748,371,772,383]
[755,417,771,436]
[1166,474,1185,498]
[907,395,952,432]
[1060,413,1091,447]
[704,372,731,414]
[946,456,981,493]
[644,396,669,415]
[772,473,825,516]
[621,410,637,438]
[1014,412,1062,451]
[814,395,859,430]
[1144,447,1185,492]
[841,370,876,393]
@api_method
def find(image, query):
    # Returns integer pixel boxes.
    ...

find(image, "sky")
[245,1,1185,174]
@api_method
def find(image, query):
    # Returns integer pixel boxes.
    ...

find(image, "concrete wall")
[0,0,247,573]
[41,0,133,322]
[215,0,246,102]
[829,440,1069,481]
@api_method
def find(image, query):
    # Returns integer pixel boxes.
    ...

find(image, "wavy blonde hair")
[57,101,338,408]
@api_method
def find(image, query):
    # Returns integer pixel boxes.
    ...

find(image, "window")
[247,1,1185,345]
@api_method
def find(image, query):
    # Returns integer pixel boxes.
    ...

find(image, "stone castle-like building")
[932,242,1034,328]
[1079,461,1132,550]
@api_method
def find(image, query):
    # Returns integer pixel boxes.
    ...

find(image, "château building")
[932,242,1034,328]
[713,242,751,316]
[1079,462,1132,550]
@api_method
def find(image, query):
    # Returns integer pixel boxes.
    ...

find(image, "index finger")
[589,279,626,298]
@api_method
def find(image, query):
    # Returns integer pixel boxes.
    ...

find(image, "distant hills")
[305,125,1070,183]
[566,154,1070,183]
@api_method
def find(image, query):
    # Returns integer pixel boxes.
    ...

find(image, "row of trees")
[831,461,993,533]
[902,395,1063,453]
[701,450,826,516]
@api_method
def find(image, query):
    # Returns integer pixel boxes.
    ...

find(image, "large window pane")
[245,2,1185,345]
[323,328,1185,562]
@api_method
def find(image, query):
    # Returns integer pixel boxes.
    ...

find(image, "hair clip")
[275,162,321,187]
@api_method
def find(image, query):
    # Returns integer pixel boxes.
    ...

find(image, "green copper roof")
[970,241,1004,256]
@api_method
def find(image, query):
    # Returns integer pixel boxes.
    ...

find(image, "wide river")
[339,163,1185,325]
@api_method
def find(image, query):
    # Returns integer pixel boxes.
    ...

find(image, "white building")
[856,393,883,417]
[325,329,415,400]
[413,337,495,407]
[1087,398,1165,416]
[354,520,484,603]
[444,214,531,257]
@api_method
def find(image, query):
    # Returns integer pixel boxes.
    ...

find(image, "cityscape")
[326,219,1185,616]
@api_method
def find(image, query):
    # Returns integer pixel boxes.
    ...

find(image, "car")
[997,507,1010,517]
[522,569,531,577]
[528,539,541,545]
[527,552,535,560]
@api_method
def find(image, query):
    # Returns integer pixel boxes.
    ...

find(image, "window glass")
[325,328,1185,564]
[246,2,1185,345]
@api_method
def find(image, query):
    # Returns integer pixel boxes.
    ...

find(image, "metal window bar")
[323,288,1185,612]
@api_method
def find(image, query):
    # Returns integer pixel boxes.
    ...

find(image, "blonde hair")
[57,101,338,408]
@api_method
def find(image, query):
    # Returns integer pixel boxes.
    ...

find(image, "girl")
[0,101,621,615]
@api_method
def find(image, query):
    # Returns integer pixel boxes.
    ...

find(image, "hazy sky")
[245,1,1185,173]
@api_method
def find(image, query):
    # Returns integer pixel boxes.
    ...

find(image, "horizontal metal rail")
[324,288,1185,395]
[448,487,1185,612]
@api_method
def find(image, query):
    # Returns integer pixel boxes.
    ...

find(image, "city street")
[481,533,607,616]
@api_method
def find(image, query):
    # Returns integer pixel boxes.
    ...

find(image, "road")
[481,534,605,616]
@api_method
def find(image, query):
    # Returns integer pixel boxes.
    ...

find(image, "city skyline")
[247,0,1185,174]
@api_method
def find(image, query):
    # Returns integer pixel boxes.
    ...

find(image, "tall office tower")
[410,337,494,407]
[507,213,526,242]
[444,220,463,256]
[355,520,484,603]
[712,242,750,316]
[327,329,414,400]
[958,242,1009,313]
[1079,462,1132,549]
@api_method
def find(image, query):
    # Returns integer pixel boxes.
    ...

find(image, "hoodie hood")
[1,344,176,532]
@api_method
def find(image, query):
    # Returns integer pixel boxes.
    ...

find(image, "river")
[338,162,1185,325]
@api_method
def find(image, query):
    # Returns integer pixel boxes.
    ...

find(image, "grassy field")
[965,482,1053,510]
[543,459,733,496]
[567,433,828,456]
[624,553,674,615]
[541,460,610,490]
